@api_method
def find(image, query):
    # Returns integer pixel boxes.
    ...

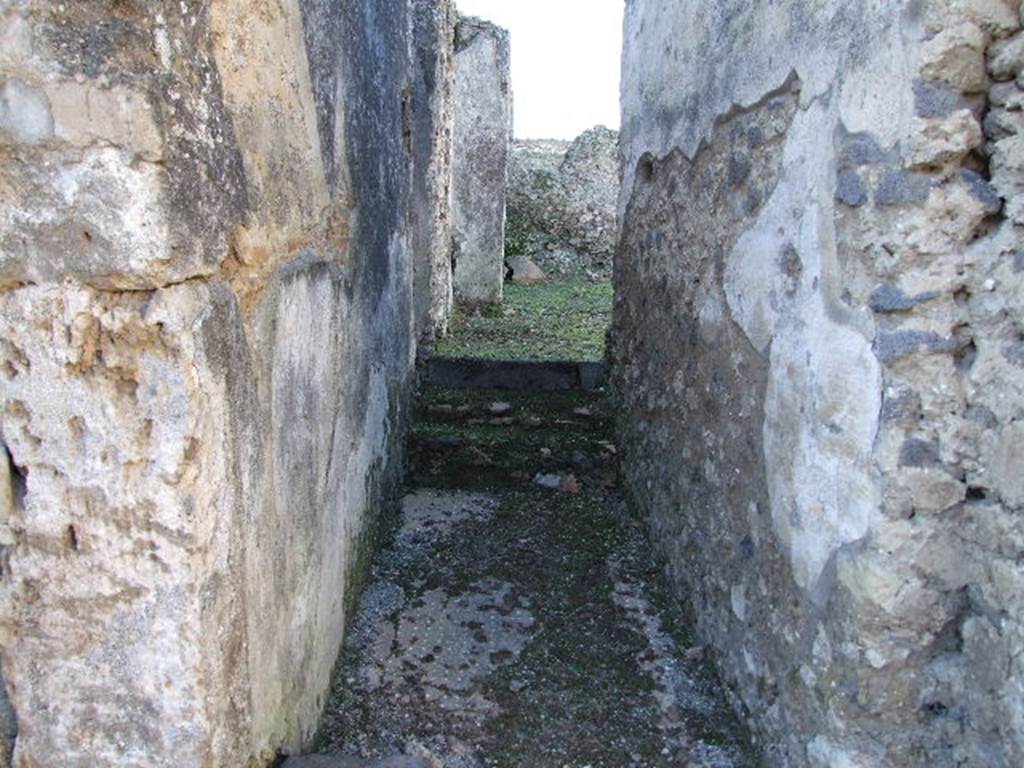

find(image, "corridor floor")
[303,385,758,768]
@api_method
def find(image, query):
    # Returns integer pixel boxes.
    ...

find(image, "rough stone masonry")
[506,127,620,275]
[0,0,454,765]
[612,0,1024,766]
[451,16,511,306]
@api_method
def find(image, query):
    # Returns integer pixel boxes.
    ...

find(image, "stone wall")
[411,0,456,344]
[451,16,511,305]
[0,666,12,768]
[507,127,620,275]
[612,1,1024,766]
[0,1,434,765]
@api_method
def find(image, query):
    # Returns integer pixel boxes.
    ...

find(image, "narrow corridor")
[292,385,757,768]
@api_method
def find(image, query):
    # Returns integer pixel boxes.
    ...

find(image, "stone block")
[411,0,457,342]
[451,17,511,305]
[0,0,427,765]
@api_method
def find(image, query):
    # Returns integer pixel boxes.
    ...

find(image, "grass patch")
[437,278,612,362]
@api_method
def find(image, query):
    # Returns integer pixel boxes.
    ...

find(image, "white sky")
[455,0,623,140]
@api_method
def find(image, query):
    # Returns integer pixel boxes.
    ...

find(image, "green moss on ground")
[436,279,612,362]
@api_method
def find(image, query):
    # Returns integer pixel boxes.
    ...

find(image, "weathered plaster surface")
[614,0,1024,765]
[0,1,426,765]
[411,0,456,345]
[451,16,511,305]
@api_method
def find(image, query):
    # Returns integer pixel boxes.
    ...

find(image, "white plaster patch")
[0,77,53,144]
[837,30,914,146]
[154,16,173,71]
[764,303,882,597]
[723,99,883,600]
[725,103,835,354]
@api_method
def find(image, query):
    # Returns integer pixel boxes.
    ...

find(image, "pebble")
[489,402,513,415]
[559,475,580,494]
[532,473,581,495]
[534,473,562,489]
[532,473,580,494]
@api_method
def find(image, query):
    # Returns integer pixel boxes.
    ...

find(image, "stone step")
[282,755,430,768]
[424,356,607,391]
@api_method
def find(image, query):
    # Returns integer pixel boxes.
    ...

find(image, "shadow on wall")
[0,662,13,768]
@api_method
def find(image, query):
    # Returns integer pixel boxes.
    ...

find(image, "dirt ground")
[302,387,759,768]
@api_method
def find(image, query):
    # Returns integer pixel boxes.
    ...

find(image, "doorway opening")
[434,0,621,367]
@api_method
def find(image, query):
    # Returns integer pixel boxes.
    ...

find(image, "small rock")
[509,679,529,692]
[533,473,581,493]
[539,447,552,457]
[559,474,580,494]
[534,473,562,489]
[835,169,867,207]
[684,646,706,662]
[525,416,543,427]
[505,254,547,284]
[598,440,617,454]
[489,401,512,415]
[989,33,1024,81]
[573,407,593,417]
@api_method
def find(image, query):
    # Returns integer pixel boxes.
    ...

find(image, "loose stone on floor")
[304,387,757,767]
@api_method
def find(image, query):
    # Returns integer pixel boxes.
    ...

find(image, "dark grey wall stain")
[339,0,411,314]
[299,0,345,193]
